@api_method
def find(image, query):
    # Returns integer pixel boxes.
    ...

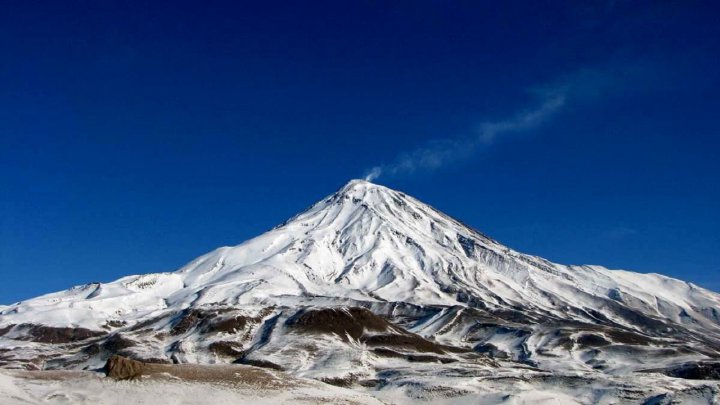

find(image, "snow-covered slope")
[1,180,719,402]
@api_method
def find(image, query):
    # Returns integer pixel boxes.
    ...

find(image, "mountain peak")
[332,178,391,203]
[338,178,377,192]
[345,178,372,186]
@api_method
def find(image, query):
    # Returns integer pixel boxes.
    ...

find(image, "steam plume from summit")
[364,92,565,181]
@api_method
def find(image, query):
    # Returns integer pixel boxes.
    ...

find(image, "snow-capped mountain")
[1,179,719,402]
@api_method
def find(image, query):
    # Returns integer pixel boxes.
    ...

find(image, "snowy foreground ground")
[0,366,383,405]
[1,365,718,405]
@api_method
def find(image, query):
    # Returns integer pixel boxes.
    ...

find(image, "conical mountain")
[1,180,719,400]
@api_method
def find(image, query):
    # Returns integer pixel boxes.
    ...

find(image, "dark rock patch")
[234,357,284,371]
[130,314,171,332]
[361,334,446,354]
[82,333,136,358]
[0,324,15,337]
[474,343,510,359]
[82,343,101,356]
[203,316,249,334]
[286,307,394,341]
[15,324,106,344]
[662,361,720,380]
[605,329,653,345]
[577,333,611,347]
[137,357,172,364]
[372,347,405,358]
[554,335,574,351]
[491,309,538,324]
[583,308,616,325]
[605,303,672,335]
[321,374,359,387]
[357,379,381,388]
[373,348,457,364]
[102,333,137,352]
[171,308,261,336]
[286,307,470,355]
[457,234,476,258]
[104,320,127,329]
[528,374,597,389]
[455,291,488,309]
[208,341,245,358]
[171,309,213,336]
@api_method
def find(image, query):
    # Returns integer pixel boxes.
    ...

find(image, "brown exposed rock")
[285,307,394,341]
[16,324,106,344]
[105,355,145,380]
[171,309,211,335]
[209,341,245,358]
[172,308,250,336]
[203,316,249,334]
[361,334,447,354]
[129,307,272,338]
[286,307,470,356]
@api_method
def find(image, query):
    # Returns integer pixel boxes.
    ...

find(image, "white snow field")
[1,180,719,403]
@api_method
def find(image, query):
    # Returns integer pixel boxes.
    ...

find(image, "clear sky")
[1,1,719,304]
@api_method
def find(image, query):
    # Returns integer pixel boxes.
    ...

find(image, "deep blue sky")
[1,1,719,304]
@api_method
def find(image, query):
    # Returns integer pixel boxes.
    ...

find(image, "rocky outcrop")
[105,355,145,380]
